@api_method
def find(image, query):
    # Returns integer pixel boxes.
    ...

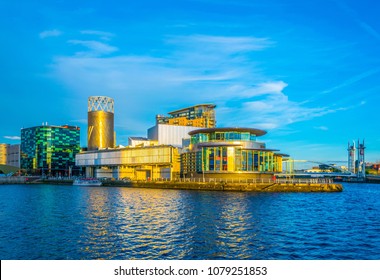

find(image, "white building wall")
[6,144,20,168]
[147,124,198,147]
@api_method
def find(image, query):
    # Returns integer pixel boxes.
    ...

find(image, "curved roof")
[188,127,267,136]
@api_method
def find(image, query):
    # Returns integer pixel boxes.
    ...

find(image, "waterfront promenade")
[0,176,342,192]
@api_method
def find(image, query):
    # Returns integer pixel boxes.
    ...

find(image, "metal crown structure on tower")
[88,96,114,113]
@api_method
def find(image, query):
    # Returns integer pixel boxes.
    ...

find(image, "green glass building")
[21,125,81,176]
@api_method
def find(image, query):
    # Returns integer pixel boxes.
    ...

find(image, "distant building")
[0,144,8,165]
[21,124,81,176]
[156,104,216,128]
[6,144,20,168]
[0,143,20,168]
[181,127,287,179]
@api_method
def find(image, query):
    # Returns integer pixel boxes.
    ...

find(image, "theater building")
[181,127,287,179]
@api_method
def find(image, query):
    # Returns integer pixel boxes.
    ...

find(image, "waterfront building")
[21,124,81,176]
[156,104,216,128]
[76,101,289,181]
[88,96,115,151]
[76,145,180,180]
[0,144,8,165]
[181,127,287,179]
[6,144,20,168]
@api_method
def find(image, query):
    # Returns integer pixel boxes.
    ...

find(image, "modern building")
[148,124,200,147]
[76,145,180,180]
[6,144,20,168]
[181,127,287,179]
[156,104,216,128]
[148,104,216,148]
[76,100,289,181]
[0,144,8,165]
[88,96,115,150]
[21,124,81,176]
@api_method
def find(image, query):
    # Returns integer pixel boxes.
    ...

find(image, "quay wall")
[1,177,343,192]
[0,177,27,184]
[129,181,343,192]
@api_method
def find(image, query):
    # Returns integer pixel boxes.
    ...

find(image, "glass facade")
[191,131,257,144]
[181,128,285,177]
[21,125,81,175]
[200,147,281,172]
[157,104,216,128]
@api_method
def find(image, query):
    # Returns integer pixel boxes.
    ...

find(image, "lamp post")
[202,148,205,183]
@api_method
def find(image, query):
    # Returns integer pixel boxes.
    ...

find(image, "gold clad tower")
[87,96,115,150]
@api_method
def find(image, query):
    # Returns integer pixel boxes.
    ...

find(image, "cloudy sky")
[1,0,379,163]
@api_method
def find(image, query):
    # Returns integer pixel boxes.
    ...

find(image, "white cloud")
[166,34,273,53]
[314,126,329,131]
[322,68,380,94]
[51,33,349,135]
[69,119,87,124]
[217,81,350,130]
[4,136,21,140]
[80,30,115,41]
[334,0,380,42]
[359,22,380,41]
[39,29,62,39]
[68,40,118,56]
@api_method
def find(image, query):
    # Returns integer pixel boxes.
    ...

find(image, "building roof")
[0,164,19,174]
[168,104,216,115]
[128,137,149,141]
[21,124,80,130]
[188,127,267,136]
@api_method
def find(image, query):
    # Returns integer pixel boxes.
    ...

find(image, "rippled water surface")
[0,183,379,259]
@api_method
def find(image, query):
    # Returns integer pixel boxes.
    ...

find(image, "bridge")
[280,158,358,178]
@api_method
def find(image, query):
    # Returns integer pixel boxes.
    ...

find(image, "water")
[0,183,379,260]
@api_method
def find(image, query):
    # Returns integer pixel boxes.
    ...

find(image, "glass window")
[200,133,208,142]
[235,148,241,171]
[222,147,228,171]
[254,152,259,171]
[247,151,253,171]
[242,151,247,171]
[209,148,214,171]
[241,133,250,141]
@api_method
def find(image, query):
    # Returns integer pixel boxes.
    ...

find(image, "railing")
[151,177,334,184]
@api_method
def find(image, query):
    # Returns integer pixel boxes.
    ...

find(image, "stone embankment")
[130,181,343,192]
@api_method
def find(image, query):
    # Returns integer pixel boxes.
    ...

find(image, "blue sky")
[1,0,379,164]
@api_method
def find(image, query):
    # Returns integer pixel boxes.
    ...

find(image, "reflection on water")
[0,183,379,259]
